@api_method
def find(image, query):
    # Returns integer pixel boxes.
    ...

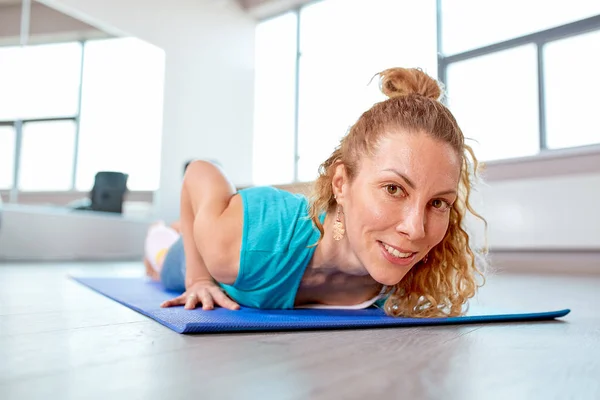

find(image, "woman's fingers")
[200,290,214,310]
[160,288,239,311]
[184,293,199,310]
[160,294,186,308]
[210,288,240,310]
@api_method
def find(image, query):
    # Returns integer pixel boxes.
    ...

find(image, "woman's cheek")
[430,216,450,244]
[369,204,389,225]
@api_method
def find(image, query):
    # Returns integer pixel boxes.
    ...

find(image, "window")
[0,42,81,193]
[252,0,600,184]
[18,120,76,191]
[446,45,540,161]
[0,42,82,120]
[0,37,164,194]
[440,0,600,55]
[297,0,437,181]
[544,30,600,149]
[76,37,165,191]
[0,125,16,190]
[251,0,437,184]
[439,2,600,160]
[252,12,298,185]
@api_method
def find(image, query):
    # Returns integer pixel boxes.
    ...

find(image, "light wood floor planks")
[0,262,598,400]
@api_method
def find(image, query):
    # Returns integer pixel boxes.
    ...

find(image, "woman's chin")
[368,268,409,286]
[362,248,418,285]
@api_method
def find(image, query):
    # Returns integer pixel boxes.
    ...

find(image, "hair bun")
[377,68,442,101]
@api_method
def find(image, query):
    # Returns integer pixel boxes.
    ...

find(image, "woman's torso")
[203,186,383,309]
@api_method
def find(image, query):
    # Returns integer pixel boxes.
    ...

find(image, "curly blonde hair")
[307,67,487,318]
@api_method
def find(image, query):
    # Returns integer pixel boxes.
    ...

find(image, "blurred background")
[0,0,598,267]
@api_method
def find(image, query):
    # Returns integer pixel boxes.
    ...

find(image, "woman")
[146,67,487,318]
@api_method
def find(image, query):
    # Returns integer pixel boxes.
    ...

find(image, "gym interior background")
[0,0,598,269]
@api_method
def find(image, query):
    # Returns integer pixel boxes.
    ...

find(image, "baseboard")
[488,249,600,275]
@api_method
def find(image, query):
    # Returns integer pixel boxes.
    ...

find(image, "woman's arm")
[179,181,213,288]
[160,160,241,310]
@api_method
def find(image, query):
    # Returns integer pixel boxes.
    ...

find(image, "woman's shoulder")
[238,186,317,250]
[239,185,308,197]
[238,186,309,208]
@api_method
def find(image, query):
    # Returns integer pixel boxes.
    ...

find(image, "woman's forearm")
[180,182,213,288]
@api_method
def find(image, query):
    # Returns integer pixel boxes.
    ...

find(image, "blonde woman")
[147,67,487,318]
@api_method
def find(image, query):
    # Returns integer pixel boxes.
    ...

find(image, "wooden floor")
[0,262,598,400]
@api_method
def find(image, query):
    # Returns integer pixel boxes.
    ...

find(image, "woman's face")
[333,131,461,286]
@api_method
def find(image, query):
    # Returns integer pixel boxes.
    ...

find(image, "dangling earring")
[422,253,429,264]
[332,206,345,241]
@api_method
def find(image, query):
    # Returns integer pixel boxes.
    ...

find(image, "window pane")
[18,120,76,191]
[446,45,539,161]
[441,0,600,55]
[297,0,437,182]
[77,38,165,191]
[0,126,16,189]
[0,42,82,120]
[544,30,600,149]
[253,12,297,185]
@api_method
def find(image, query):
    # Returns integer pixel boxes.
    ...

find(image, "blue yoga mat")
[73,277,570,334]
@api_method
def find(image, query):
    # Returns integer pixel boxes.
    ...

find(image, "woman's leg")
[159,237,186,292]
[144,221,180,275]
[144,257,160,281]
[143,221,168,281]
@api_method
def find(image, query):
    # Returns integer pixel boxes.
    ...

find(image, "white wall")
[39,0,256,224]
[469,172,600,250]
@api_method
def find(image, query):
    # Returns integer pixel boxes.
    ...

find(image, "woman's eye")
[432,199,450,210]
[386,185,401,196]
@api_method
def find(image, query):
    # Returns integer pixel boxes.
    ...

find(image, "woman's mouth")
[378,241,417,266]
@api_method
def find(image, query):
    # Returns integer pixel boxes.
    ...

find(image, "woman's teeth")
[383,243,413,258]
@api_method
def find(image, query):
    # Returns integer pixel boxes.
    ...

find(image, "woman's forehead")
[360,133,461,183]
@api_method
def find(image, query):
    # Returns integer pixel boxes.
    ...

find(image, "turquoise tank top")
[218,186,324,309]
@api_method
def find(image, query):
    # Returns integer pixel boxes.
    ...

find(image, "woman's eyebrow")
[383,168,457,197]
[434,189,458,197]
[383,168,415,189]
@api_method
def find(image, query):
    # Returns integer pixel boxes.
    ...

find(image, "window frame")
[0,35,165,202]
[252,2,600,186]
[437,2,600,175]
[0,40,85,201]
[0,121,17,197]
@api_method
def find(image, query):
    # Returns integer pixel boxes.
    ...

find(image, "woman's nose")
[395,208,426,240]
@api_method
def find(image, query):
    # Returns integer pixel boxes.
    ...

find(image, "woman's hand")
[160,279,240,310]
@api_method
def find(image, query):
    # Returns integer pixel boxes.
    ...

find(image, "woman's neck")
[312,212,369,275]
[294,212,382,306]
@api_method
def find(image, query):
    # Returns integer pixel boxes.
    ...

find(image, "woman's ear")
[331,162,347,202]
